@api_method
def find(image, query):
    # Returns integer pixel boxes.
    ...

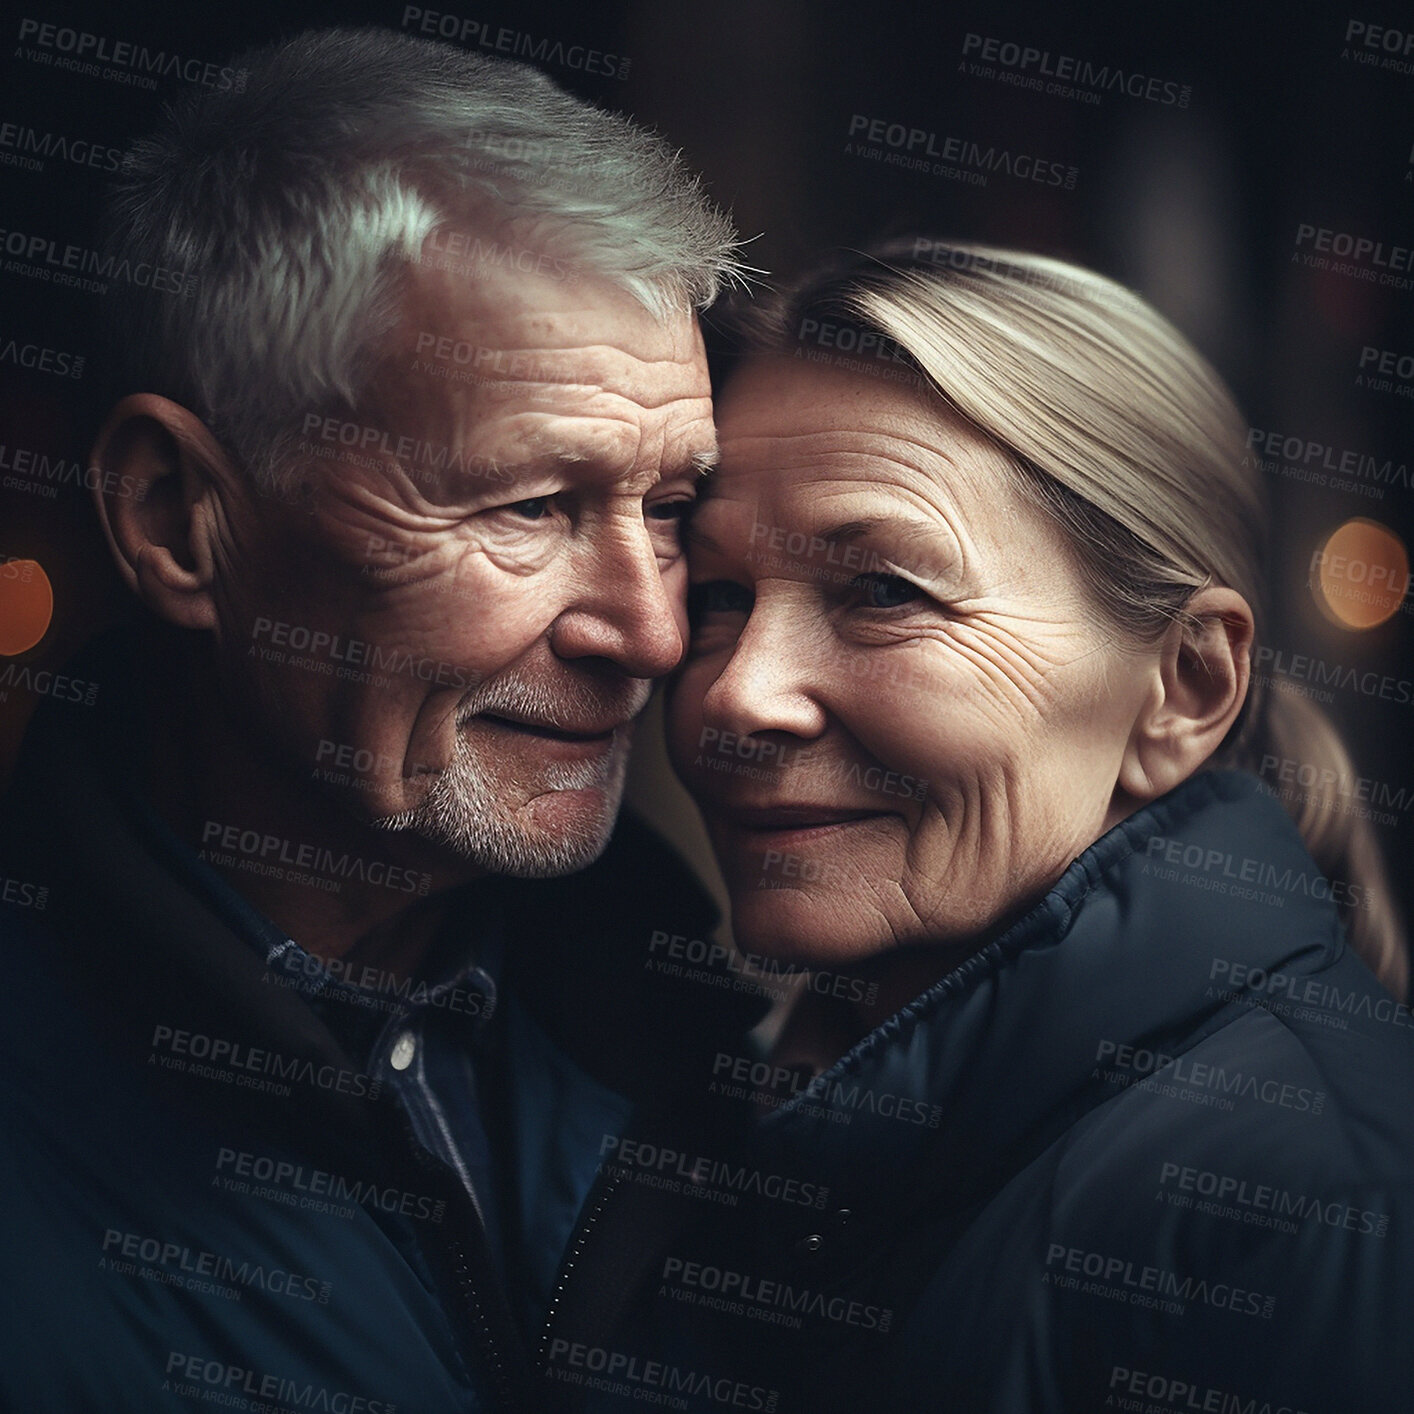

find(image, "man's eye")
[646,497,696,524]
[688,580,754,618]
[850,573,920,609]
[507,497,551,520]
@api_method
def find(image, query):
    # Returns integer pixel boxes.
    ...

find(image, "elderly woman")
[642,243,1414,1412]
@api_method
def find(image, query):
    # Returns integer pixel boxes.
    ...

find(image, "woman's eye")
[850,573,921,609]
[688,579,754,619]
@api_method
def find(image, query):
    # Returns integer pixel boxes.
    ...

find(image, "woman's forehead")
[710,359,1021,516]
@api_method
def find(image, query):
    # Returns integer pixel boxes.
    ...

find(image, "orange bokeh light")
[1312,519,1410,631]
[0,559,54,655]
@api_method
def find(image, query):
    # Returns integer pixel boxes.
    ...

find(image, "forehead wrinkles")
[704,429,1043,582]
[708,439,977,540]
[463,368,713,452]
[717,425,1006,496]
[467,338,712,399]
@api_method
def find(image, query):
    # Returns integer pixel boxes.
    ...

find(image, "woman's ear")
[1116,586,1255,804]
[89,395,240,632]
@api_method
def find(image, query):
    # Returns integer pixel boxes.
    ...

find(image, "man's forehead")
[396,245,708,388]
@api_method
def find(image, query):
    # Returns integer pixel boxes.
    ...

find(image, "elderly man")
[0,28,760,1413]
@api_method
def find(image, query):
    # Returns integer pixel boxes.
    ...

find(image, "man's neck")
[146,656,483,978]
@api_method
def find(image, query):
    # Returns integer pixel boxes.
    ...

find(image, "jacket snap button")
[390,1031,417,1071]
[796,1233,823,1255]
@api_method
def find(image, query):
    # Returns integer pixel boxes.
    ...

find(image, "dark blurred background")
[2,0,1410,922]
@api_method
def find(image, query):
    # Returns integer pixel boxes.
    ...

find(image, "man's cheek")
[471,527,565,577]
[660,559,691,654]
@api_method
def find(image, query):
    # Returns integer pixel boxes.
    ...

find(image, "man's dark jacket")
[0,637,764,1413]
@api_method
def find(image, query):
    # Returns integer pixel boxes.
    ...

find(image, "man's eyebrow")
[688,446,720,478]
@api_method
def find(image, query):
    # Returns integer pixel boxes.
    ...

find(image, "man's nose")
[549,522,684,679]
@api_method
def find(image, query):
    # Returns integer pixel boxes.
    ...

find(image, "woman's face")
[666,356,1159,966]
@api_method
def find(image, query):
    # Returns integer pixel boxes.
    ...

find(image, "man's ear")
[89,395,240,632]
[1116,586,1255,805]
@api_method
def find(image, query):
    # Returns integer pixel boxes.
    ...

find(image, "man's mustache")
[454,670,653,733]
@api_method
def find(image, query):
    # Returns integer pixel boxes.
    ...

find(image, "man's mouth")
[476,713,622,743]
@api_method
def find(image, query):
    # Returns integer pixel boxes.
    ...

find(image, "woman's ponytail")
[1243,685,1408,998]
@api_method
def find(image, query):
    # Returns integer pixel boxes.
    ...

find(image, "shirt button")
[795,1233,824,1255]
[390,1031,417,1071]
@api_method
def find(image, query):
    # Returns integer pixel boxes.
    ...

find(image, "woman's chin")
[727,885,887,971]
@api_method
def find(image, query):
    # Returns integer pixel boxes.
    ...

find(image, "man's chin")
[378,781,623,879]
[494,785,622,876]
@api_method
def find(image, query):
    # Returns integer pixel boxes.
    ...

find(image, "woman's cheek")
[665,660,718,761]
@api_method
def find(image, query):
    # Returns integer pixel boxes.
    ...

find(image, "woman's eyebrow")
[818,517,962,579]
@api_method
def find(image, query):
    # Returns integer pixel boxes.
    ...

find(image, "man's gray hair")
[99,26,744,486]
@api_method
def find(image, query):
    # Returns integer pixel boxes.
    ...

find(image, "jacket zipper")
[400,1115,522,1411]
[537,1169,623,1368]
[448,1236,518,1412]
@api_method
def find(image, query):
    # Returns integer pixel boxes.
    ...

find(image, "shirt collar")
[123,782,500,1065]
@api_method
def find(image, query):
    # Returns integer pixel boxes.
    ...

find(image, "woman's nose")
[699,602,829,743]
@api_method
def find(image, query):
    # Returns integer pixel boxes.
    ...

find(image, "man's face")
[207,246,714,877]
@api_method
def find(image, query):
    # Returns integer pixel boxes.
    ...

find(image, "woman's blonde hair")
[727,239,1407,996]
